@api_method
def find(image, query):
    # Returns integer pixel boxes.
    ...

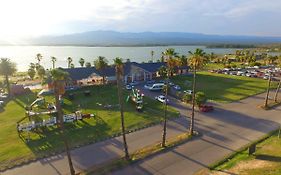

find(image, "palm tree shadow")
[255,154,281,162]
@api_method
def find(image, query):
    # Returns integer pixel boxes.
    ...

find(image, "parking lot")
[210,66,281,81]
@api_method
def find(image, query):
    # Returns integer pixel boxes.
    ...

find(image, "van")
[149,83,165,91]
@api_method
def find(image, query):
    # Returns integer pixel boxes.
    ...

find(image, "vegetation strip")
[209,129,279,170]
[83,132,197,175]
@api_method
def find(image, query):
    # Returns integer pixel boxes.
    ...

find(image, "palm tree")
[0,58,17,97]
[94,56,108,85]
[50,68,75,175]
[114,57,129,160]
[158,66,169,147]
[85,62,91,68]
[151,50,154,62]
[51,56,57,69]
[67,57,73,68]
[264,73,272,108]
[274,57,281,102]
[274,79,281,102]
[79,58,85,67]
[162,48,179,76]
[179,55,188,66]
[188,48,206,135]
[36,53,43,65]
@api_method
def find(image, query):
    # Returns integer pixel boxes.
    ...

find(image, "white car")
[183,90,193,94]
[155,95,169,104]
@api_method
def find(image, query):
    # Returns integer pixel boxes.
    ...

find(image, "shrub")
[195,92,207,106]
[182,93,192,103]
[230,63,237,68]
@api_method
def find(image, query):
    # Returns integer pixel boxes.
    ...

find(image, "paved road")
[2,89,281,175]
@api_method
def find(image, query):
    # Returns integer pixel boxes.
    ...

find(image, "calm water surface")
[0,45,247,71]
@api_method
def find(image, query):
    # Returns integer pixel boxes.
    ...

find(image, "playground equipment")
[17,111,95,132]
[29,97,46,110]
[18,92,94,134]
[127,88,144,111]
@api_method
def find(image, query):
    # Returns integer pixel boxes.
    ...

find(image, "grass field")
[211,132,281,175]
[171,72,277,103]
[0,85,179,170]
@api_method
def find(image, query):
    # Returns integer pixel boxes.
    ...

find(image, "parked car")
[129,81,139,86]
[125,84,133,90]
[146,80,156,84]
[199,105,214,112]
[183,90,193,94]
[155,95,169,104]
[146,83,165,91]
[237,71,245,76]
[169,82,175,86]
[173,85,181,91]
[0,100,4,107]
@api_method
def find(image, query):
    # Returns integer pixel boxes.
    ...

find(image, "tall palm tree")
[67,57,73,68]
[162,48,179,76]
[179,55,188,66]
[264,73,272,108]
[51,56,57,69]
[151,50,154,62]
[36,53,43,65]
[274,57,281,102]
[50,69,75,175]
[0,58,17,97]
[114,57,129,160]
[79,58,85,67]
[94,56,108,85]
[274,79,281,102]
[188,48,206,135]
[158,66,169,147]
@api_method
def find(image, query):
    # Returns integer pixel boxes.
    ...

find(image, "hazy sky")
[0,0,280,41]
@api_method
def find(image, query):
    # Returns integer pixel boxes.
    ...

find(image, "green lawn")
[0,85,179,170]
[213,132,281,175]
[171,72,276,103]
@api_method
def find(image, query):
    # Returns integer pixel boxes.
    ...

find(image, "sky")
[0,0,281,41]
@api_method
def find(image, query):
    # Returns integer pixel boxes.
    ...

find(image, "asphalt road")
[2,86,281,175]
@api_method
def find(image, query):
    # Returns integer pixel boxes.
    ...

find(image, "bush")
[182,93,192,103]
[230,63,237,68]
[195,92,207,106]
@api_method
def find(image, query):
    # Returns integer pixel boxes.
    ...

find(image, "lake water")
[0,45,257,71]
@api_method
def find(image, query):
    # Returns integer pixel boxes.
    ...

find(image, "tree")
[85,62,91,68]
[51,56,57,69]
[0,58,17,96]
[27,68,36,80]
[182,93,192,103]
[274,79,281,102]
[36,53,43,65]
[151,50,154,62]
[179,55,188,66]
[50,69,75,175]
[162,48,179,76]
[37,66,46,80]
[94,56,108,85]
[188,48,206,135]
[79,58,85,67]
[274,57,281,102]
[114,57,129,160]
[67,57,73,68]
[264,73,272,108]
[70,63,75,68]
[30,63,36,69]
[158,65,169,147]
[195,92,207,106]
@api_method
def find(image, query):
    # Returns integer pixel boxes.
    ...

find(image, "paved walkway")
[2,91,281,175]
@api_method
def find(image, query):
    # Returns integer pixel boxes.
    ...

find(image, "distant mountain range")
[3,31,281,46]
